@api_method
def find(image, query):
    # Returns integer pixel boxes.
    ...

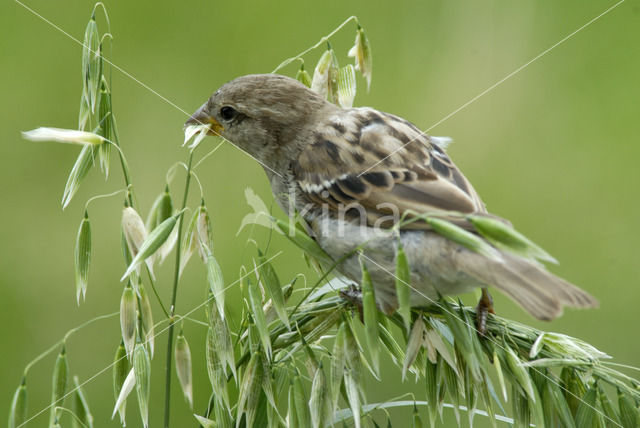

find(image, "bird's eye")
[219,106,237,121]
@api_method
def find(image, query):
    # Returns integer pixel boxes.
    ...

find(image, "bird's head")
[186,74,333,170]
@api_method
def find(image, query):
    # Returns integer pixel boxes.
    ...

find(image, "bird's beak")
[185,102,224,136]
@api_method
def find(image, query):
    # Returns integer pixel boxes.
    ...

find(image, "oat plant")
[10,4,640,428]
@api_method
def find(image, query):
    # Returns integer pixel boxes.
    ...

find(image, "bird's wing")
[292,108,504,230]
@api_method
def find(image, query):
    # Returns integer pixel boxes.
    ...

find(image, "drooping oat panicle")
[309,362,330,428]
[247,278,272,359]
[327,47,340,104]
[424,359,438,427]
[196,201,215,259]
[344,369,362,428]
[112,368,134,421]
[207,294,235,380]
[257,249,289,329]
[193,414,216,428]
[8,377,27,428]
[287,381,300,428]
[236,351,264,428]
[133,342,151,428]
[296,63,312,88]
[337,64,357,108]
[121,205,152,277]
[49,346,68,427]
[22,127,105,146]
[403,316,426,381]
[348,24,373,90]
[330,321,346,412]
[179,207,200,275]
[74,210,91,304]
[145,185,173,234]
[206,325,230,409]
[72,376,94,428]
[183,123,211,149]
[469,215,557,264]
[119,283,137,357]
[96,78,112,177]
[618,389,640,428]
[311,48,333,100]
[424,216,501,262]
[343,318,363,396]
[175,330,194,408]
[121,211,181,281]
[81,14,101,114]
[138,283,155,356]
[203,245,225,320]
[112,341,129,425]
[61,145,96,209]
[394,240,412,332]
[292,371,311,427]
[597,385,619,427]
[274,218,334,267]
[512,383,531,428]
[359,256,380,375]
[264,280,294,324]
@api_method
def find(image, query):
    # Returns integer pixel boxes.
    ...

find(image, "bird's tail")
[461,251,598,320]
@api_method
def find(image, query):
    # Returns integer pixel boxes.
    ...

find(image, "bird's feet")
[475,288,495,336]
[340,284,364,322]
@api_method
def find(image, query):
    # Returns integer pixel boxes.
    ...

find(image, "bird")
[185,73,597,330]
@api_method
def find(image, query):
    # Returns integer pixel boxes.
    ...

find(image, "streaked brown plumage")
[186,73,598,322]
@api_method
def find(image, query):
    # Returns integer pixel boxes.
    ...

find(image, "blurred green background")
[1,0,639,426]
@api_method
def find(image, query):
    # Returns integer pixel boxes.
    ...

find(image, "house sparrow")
[186,74,597,325]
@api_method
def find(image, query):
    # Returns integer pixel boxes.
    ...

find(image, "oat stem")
[163,149,194,428]
[271,15,358,73]
[22,312,118,376]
